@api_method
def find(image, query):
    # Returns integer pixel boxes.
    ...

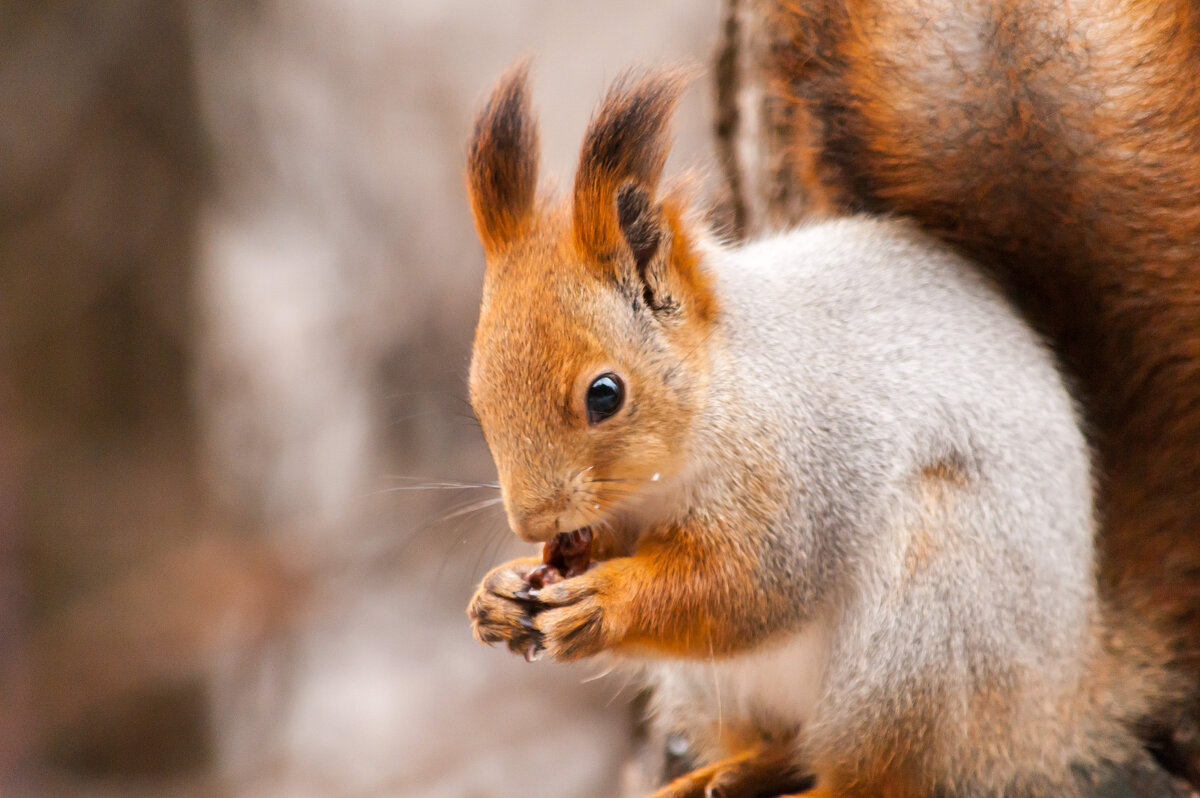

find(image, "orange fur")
[597,524,772,658]
[468,210,710,543]
[660,197,718,325]
[647,738,813,798]
[465,70,720,549]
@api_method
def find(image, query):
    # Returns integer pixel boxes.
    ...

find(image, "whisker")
[709,636,722,742]
[382,474,497,484]
[469,518,512,585]
[588,478,648,491]
[581,662,620,683]
[578,504,624,560]
[373,486,498,498]
[396,492,501,538]
[383,389,464,402]
[476,523,522,594]
[579,501,607,528]
[605,667,638,708]
[377,476,500,492]
[388,491,504,566]
[386,408,448,426]
[430,528,477,593]
[434,496,505,523]
[681,324,720,364]
[434,513,505,594]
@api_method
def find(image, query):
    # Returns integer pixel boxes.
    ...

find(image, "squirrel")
[462,57,1192,797]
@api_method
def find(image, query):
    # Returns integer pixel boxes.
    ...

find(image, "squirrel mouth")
[527,527,593,589]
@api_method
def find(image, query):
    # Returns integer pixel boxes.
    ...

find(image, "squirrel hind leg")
[646,742,816,798]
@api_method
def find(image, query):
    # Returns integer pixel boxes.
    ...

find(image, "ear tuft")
[616,182,661,276]
[467,62,539,257]
[573,70,688,257]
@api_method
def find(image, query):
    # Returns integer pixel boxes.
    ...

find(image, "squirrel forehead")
[479,201,602,278]
[475,211,622,336]
[472,262,617,404]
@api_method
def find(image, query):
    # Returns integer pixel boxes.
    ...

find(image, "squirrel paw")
[468,557,622,662]
[467,556,544,658]
[647,744,816,798]
[529,570,618,661]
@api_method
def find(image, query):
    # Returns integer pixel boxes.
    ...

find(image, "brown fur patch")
[903,462,967,577]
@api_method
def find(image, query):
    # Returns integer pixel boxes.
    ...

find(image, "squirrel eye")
[585,373,624,425]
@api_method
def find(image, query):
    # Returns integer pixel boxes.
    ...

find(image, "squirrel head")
[466,64,717,545]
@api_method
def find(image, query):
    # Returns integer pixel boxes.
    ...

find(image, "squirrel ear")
[615,182,670,311]
[573,70,686,259]
[467,62,539,258]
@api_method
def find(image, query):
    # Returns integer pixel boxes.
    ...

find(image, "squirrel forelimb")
[468,520,776,663]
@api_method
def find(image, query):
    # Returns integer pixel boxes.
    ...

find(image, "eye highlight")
[585,373,624,425]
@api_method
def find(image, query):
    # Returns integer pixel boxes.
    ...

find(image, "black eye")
[585,373,624,425]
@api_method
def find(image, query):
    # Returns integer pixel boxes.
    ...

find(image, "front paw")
[467,556,543,658]
[531,569,624,662]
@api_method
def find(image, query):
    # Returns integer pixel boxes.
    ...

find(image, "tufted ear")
[467,62,539,257]
[572,70,686,262]
[573,70,710,316]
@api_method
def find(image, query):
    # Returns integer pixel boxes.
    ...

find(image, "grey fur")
[647,216,1110,792]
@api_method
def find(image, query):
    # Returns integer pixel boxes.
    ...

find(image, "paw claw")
[468,556,546,655]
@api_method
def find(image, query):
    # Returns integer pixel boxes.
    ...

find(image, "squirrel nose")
[508,508,559,544]
[499,476,568,543]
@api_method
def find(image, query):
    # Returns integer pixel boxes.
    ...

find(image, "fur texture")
[467,61,539,256]
[464,66,1185,796]
[645,218,1170,796]
[757,1,1200,747]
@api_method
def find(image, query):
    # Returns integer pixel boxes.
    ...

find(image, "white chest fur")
[644,619,831,744]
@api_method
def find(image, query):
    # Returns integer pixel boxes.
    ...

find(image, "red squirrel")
[462,54,1192,797]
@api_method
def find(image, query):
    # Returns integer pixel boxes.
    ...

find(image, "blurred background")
[0,1,722,796]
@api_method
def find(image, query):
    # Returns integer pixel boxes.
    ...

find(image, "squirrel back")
[736,0,1200,770]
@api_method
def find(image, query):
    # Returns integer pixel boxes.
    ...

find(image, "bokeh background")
[0,2,722,796]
